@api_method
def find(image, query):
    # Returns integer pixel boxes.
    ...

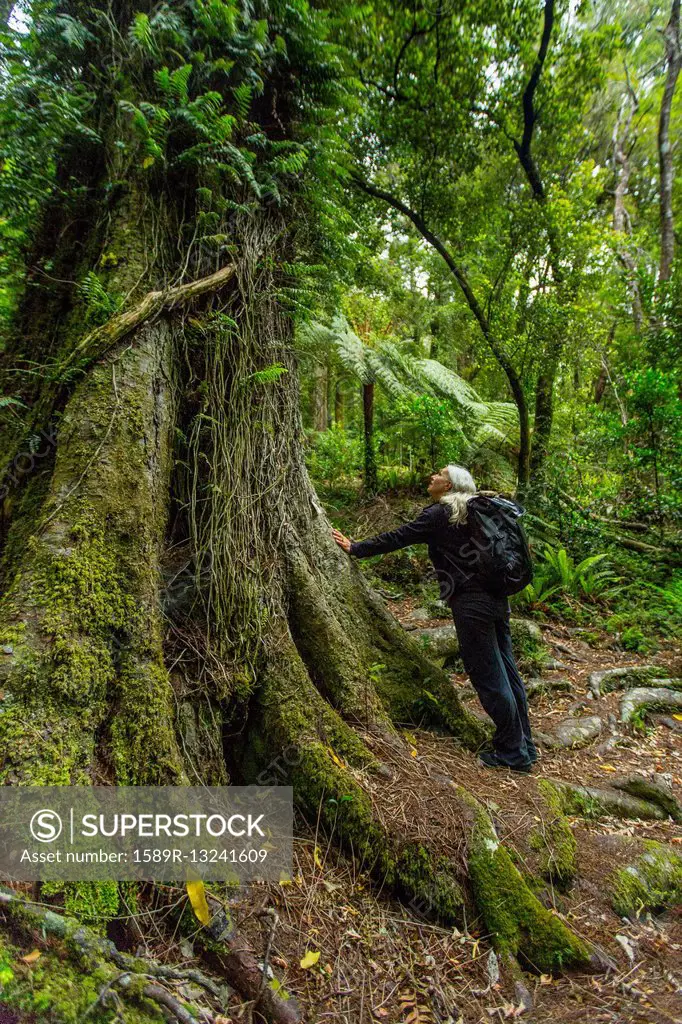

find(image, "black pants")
[449,589,535,767]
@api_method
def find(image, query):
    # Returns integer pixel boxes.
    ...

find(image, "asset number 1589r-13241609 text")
[131,848,269,864]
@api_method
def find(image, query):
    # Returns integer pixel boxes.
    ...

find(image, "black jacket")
[349,501,481,601]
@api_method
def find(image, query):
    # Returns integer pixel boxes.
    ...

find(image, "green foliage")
[305,426,363,485]
[516,545,622,614]
[620,626,655,654]
[79,272,121,327]
[240,364,289,388]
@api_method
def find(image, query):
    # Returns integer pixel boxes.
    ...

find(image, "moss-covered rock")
[610,841,682,918]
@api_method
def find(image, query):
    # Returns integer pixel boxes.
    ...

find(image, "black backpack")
[464,495,534,597]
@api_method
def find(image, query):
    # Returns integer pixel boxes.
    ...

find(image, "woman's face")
[427,467,452,499]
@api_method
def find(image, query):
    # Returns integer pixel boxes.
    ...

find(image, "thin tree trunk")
[334,378,344,427]
[529,357,558,483]
[612,80,644,330]
[362,380,378,495]
[659,0,681,282]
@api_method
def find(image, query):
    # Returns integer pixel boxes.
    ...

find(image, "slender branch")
[351,175,490,336]
[513,0,555,201]
[394,21,434,94]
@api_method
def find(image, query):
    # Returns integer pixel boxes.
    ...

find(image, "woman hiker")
[331,464,537,773]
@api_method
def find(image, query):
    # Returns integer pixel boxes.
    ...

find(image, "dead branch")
[58,263,236,376]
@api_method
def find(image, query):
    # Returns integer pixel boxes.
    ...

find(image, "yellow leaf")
[142,155,154,169]
[599,764,617,772]
[410,748,418,757]
[20,950,41,964]
[326,746,344,768]
[299,950,320,969]
[186,879,211,926]
[673,714,682,721]
[313,846,324,869]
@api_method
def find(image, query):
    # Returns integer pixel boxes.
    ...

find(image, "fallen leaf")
[313,846,324,869]
[673,714,682,722]
[20,950,41,964]
[326,746,345,768]
[599,764,617,772]
[186,879,211,926]
[299,950,320,970]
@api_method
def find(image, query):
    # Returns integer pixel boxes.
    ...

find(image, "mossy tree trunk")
[0,0,590,989]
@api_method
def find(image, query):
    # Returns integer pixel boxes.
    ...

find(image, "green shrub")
[620,626,656,653]
[305,426,363,485]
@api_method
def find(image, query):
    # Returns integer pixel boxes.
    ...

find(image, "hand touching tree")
[331,528,352,552]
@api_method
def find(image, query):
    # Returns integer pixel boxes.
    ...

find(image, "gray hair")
[440,464,477,525]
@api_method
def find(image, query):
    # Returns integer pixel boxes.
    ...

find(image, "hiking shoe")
[478,750,532,774]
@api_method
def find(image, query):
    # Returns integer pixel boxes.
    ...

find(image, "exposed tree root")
[620,686,682,725]
[530,779,578,889]
[457,788,590,972]
[612,774,682,821]
[589,665,679,697]
[549,779,669,820]
[249,631,592,973]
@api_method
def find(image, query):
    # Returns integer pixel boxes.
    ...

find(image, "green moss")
[371,654,488,749]
[40,881,120,928]
[0,332,189,785]
[531,780,578,890]
[0,934,164,1023]
[552,786,602,819]
[0,510,183,784]
[463,792,589,972]
[610,841,682,918]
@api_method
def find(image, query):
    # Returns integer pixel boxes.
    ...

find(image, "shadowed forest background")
[0,0,681,1022]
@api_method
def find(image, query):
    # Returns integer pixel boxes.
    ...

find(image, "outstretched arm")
[332,506,437,558]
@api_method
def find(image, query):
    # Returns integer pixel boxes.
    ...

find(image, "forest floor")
[172,593,682,1024]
